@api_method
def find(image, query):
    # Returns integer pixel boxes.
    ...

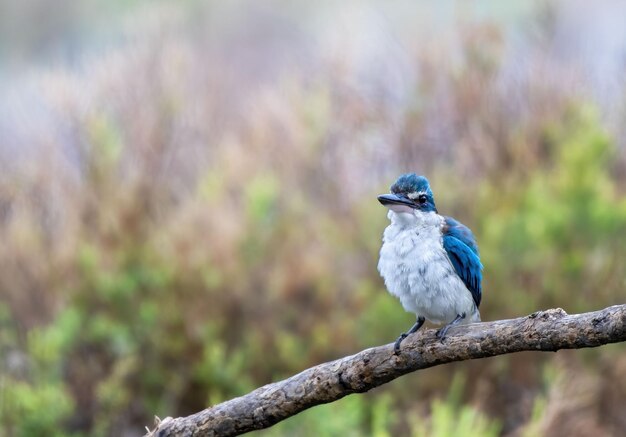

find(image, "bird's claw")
[393,333,408,355]
[393,316,426,354]
[436,313,465,343]
[435,327,449,343]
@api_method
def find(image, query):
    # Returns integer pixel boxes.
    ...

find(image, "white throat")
[387,209,440,230]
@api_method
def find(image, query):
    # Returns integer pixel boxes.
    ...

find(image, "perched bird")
[377,173,482,354]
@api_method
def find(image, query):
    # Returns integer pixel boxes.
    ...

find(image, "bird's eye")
[418,195,428,204]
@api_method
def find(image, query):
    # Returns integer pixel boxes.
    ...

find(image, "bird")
[377,173,482,354]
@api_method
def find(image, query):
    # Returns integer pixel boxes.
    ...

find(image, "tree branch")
[146,305,626,437]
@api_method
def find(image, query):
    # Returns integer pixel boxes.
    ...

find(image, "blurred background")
[1,0,626,436]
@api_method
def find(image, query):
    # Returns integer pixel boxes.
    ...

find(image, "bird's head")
[377,173,437,214]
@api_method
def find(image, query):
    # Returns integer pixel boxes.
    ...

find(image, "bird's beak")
[377,193,416,209]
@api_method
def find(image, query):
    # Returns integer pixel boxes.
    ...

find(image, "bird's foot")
[393,333,408,355]
[435,326,451,341]
[436,313,466,342]
[393,316,425,355]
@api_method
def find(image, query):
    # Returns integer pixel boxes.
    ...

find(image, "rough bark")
[146,305,626,437]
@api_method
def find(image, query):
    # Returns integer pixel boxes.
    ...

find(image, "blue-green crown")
[390,173,433,197]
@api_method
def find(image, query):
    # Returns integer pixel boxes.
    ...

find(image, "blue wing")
[442,217,483,308]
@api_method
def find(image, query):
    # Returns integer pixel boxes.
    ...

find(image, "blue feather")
[442,217,483,308]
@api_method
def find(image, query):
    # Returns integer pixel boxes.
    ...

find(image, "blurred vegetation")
[1,1,626,436]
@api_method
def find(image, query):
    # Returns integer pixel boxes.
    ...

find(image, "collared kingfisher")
[377,173,483,354]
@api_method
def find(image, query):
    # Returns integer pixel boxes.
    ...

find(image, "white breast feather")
[377,210,479,325]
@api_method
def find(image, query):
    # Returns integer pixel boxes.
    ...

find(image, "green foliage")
[0,308,79,437]
[261,392,396,437]
[263,395,366,437]
[411,373,500,437]
[479,106,626,315]
[2,381,76,437]
[193,335,254,405]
